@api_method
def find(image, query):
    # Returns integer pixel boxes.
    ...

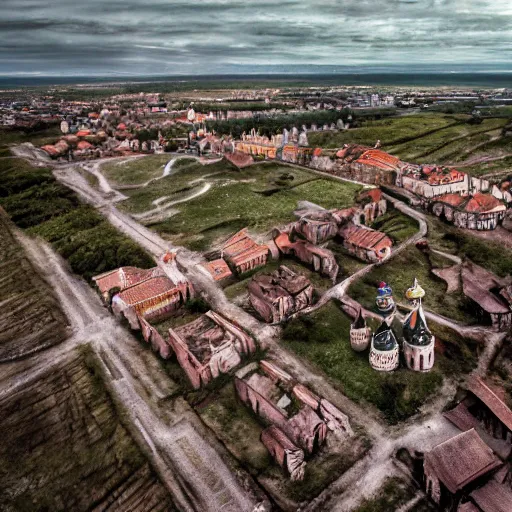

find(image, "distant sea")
[0,73,511,89]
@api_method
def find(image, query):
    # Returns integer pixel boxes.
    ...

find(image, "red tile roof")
[93,267,162,295]
[222,229,268,266]
[425,429,502,494]
[118,276,177,306]
[464,193,505,213]
[355,149,401,170]
[202,259,233,282]
[467,376,512,431]
[435,193,466,207]
[342,224,392,251]
[76,129,91,137]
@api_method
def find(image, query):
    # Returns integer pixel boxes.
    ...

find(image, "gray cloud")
[1,0,511,75]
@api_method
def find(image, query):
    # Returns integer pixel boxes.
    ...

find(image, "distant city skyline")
[1,0,512,77]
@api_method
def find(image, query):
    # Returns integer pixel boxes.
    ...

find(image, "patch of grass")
[308,114,458,149]
[355,477,435,512]
[29,206,154,280]
[389,118,508,162]
[282,302,445,424]
[101,154,172,185]
[197,382,271,471]
[136,162,362,251]
[370,208,419,244]
[349,245,477,323]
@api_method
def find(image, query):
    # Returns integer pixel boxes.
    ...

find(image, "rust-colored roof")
[424,167,466,185]
[342,224,392,251]
[41,145,60,156]
[93,266,162,295]
[470,480,512,512]
[118,275,177,306]
[222,229,268,265]
[464,193,505,213]
[355,149,401,170]
[76,129,91,137]
[224,150,254,168]
[435,193,467,207]
[461,263,510,315]
[424,429,502,494]
[313,147,323,157]
[77,140,93,150]
[467,376,512,431]
[360,188,382,203]
[202,259,233,281]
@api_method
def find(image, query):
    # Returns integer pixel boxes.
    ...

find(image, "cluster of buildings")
[311,144,511,232]
[420,375,512,511]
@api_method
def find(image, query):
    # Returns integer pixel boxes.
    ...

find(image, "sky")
[1,0,512,76]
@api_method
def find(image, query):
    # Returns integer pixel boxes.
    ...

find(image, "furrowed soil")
[0,349,177,512]
[0,208,69,361]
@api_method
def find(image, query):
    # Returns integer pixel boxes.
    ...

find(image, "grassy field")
[282,301,476,425]
[119,161,362,251]
[370,208,419,244]
[355,477,435,512]
[348,245,477,324]
[101,154,173,185]
[308,114,461,149]
[388,118,508,162]
[459,154,512,178]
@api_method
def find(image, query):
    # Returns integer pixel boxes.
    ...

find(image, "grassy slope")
[120,161,362,251]
[388,118,508,162]
[0,157,154,280]
[101,154,173,185]
[308,114,459,149]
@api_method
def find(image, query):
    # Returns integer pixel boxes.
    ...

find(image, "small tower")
[369,318,399,372]
[376,282,395,314]
[403,279,435,372]
[405,278,425,307]
[350,308,372,352]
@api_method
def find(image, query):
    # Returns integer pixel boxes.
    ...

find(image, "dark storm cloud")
[1,0,512,75]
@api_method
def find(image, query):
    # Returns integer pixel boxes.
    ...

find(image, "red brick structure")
[168,310,255,389]
[444,376,512,457]
[93,253,193,329]
[338,224,393,262]
[201,258,233,283]
[235,361,352,481]
[273,229,339,281]
[248,265,314,323]
[221,229,269,275]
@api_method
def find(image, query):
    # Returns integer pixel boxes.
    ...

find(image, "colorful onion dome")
[373,320,398,351]
[403,304,432,346]
[405,278,425,301]
[377,282,393,297]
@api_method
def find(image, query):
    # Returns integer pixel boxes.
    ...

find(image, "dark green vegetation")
[119,160,362,251]
[282,301,475,424]
[0,125,61,150]
[0,157,154,280]
[388,117,508,164]
[0,349,176,511]
[0,209,68,361]
[196,380,368,509]
[370,208,419,244]
[355,477,435,512]
[424,216,512,278]
[207,108,395,139]
[491,343,512,409]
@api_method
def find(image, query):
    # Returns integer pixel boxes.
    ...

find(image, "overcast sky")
[1,0,512,76]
